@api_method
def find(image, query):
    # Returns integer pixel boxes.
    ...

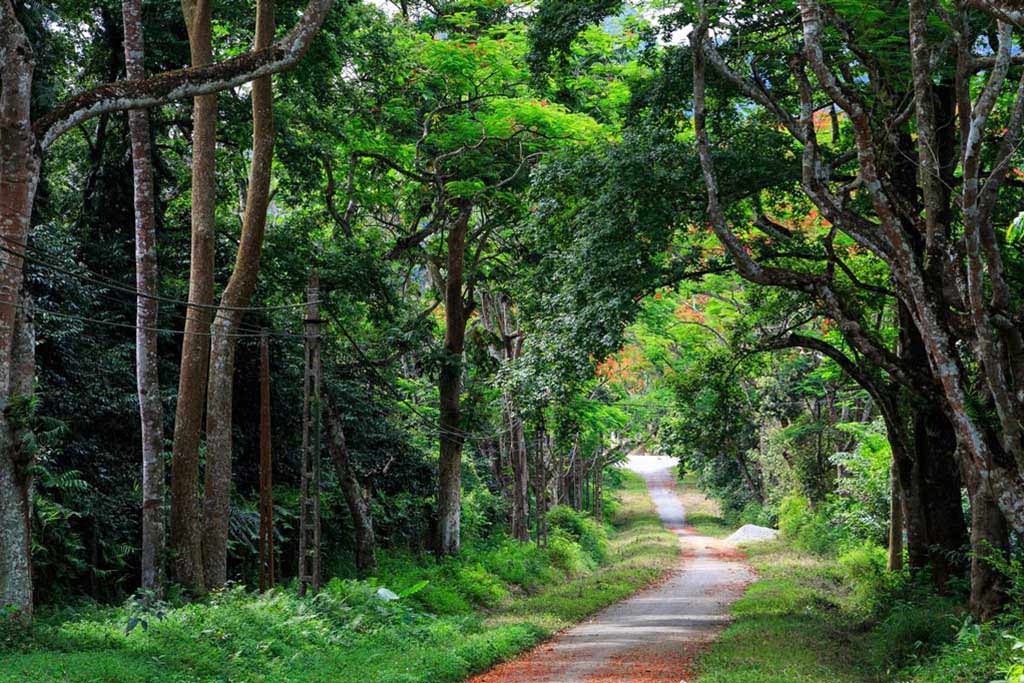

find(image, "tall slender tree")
[122,0,165,597]
[202,0,277,591]
[170,0,218,594]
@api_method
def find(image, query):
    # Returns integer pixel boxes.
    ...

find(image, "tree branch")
[33,0,334,150]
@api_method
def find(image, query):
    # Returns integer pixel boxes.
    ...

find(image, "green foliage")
[777,495,836,555]
[527,0,624,74]
[546,529,595,575]
[0,474,678,683]
[546,505,609,564]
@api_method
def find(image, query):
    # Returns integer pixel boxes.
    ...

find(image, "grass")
[694,540,887,682]
[0,471,679,683]
[690,526,1007,683]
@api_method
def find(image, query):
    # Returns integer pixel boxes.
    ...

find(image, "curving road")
[468,454,753,683]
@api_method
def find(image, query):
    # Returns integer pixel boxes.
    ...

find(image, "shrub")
[546,529,594,576]
[478,539,556,589]
[453,563,507,608]
[547,505,609,564]
[837,542,889,616]
[778,495,835,555]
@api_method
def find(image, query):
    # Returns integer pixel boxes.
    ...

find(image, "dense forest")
[3,0,1024,681]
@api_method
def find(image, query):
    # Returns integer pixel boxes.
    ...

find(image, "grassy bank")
[690,504,1024,682]
[0,470,678,683]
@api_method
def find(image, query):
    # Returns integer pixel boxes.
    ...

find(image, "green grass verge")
[0,471,678,683]
[694,541,885,683]
[690,539,1007,683]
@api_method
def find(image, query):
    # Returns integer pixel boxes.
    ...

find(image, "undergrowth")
[0,470,678,683]
[690,490,1024,683]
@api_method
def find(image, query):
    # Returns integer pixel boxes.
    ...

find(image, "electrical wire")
[0,235,321,314]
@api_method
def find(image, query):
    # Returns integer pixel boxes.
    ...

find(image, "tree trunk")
[436,200,472,556]
[122,0,165,598]
[324,397,377,574]
[893,307,967,586]
[511,412,529,541]
[170,0,217,594]
[0,6,40,621]
[201,0,275,591]
[0,296,36,622]
[911,402,968,587]
[887,458,903,572]
[961,447,1010,621]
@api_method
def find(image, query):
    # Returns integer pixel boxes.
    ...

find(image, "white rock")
[726,524,779,543]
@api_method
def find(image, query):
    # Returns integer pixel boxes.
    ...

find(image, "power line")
[0,236,321,314]
[7,297,304,341]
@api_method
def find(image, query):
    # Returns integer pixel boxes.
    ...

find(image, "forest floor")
[467,454,754,683]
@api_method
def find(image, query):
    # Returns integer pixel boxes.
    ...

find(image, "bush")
[778,495,835,555]
[738,501,772,527]
[546,529,594,575]
[453,563,507,608]
[837,542,889,616]
[462,487,508,544]
[547,505,609,564]
[478,539,556,590]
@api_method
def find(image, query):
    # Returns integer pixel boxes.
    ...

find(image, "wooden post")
[258,330,275,592]
[298,272,322,596]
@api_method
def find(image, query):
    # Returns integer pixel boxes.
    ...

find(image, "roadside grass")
[0,470,678,683]
[693,539,980,683]
[695,540,886,683]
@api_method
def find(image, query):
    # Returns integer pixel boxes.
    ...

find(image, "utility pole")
[298,272,322,596]
[258,329,275,592]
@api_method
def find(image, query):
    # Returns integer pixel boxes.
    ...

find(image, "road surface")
[468,454,753,683]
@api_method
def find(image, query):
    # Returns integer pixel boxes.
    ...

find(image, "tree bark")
[324,397,377,575]
[436,200,473,556]
[201,0,276,591]
[170,0,216,594]
[887,458,904,572]
[0,295,35,622]
[960,446,1010,620]
[910,403,968,587]
[122,0,165,598]
[511,413,529,541]
[968,484,1009,621]
[0,0,40,622]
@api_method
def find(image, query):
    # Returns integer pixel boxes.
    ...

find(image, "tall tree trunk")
[122,0,165,598]
[510,411,529,541]
[0,2,40,621]
[887,458,904,572]
[911,402,968,587]
[170,0,216,594]
[0,296,36,621]
[961,447,1010,621]
[201,0,275,591]
[894,307,967,587]
[324,397,377,575]
[436,200,472,556]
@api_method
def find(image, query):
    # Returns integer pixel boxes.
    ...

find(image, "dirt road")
[468,454,753,683]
